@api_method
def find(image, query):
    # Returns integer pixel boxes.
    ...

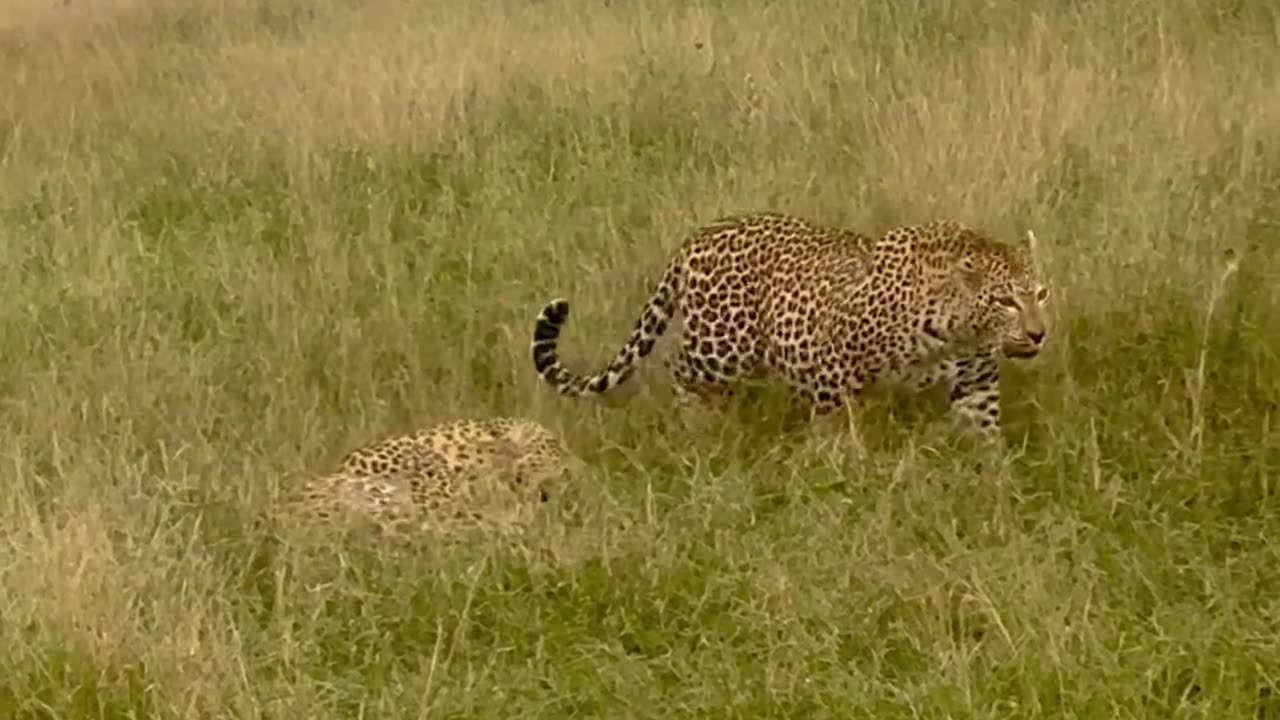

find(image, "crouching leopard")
[530,212,1050,443]
[293,417,578,537]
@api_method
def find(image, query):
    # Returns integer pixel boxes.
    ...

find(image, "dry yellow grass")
[1,0,1278,717]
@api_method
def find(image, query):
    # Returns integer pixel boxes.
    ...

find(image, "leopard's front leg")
[945,351,1006,446]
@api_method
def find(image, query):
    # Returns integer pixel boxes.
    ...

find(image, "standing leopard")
[529,212,1050,442]
[293,417,577,536]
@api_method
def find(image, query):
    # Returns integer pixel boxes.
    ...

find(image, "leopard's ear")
[1016,229,1035,262]
[952,252,984,290]
[1021,228,1046,278]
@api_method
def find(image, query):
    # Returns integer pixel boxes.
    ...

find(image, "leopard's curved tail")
[531,257,684,398]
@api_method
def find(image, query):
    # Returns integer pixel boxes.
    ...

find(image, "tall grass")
[2,0,1278,716]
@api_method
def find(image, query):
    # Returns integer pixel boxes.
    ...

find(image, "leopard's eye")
[994,295,1019,309]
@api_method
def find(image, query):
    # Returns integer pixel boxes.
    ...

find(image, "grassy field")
[2,0,1279,717]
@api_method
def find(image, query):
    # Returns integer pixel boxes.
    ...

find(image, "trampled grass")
[1,0,1279,717]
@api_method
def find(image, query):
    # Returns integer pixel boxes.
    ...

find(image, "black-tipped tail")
[530,259,681,399]
[531,299,570,380]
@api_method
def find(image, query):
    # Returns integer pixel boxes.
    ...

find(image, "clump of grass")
[1,0,1278,716]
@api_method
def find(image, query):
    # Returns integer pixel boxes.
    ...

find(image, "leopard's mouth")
[1003,342,1042,359]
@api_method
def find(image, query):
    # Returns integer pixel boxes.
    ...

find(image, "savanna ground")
[1,0,1279,717]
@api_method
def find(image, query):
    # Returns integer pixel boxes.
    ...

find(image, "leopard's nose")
[1027,329,1045,344]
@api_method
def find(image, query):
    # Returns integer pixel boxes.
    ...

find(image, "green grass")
[2,0,1279,717]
